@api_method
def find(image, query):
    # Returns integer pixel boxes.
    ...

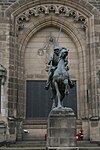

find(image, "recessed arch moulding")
[7,0,98,118]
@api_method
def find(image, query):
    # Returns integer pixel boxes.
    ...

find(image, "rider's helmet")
[54,46,60,55]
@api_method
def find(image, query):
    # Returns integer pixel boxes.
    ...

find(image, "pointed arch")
[6,0,99,118]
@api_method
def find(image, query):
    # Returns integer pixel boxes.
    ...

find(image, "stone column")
[47,108,76,149]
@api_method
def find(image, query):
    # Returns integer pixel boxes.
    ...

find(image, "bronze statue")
[45,47,74,108]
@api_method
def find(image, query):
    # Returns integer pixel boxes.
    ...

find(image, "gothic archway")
[6,0,98,119]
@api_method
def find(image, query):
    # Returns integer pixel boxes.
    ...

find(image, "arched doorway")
[4,0,99,141]
[25,26,78,119]
[6,0,97,120]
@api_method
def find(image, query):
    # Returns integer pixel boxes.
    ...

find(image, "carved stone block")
[47,108,76,149]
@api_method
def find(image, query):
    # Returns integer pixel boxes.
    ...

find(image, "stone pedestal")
[47,108,76,149]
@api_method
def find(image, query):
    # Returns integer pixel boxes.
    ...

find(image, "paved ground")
[0,140,99,150]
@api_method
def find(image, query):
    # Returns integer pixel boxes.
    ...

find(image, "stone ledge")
[47,147,77,150]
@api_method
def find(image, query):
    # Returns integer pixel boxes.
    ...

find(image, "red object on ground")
[45,133,47,141]
[76,134,81,141]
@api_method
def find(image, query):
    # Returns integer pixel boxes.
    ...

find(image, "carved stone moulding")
[16,4,87,31]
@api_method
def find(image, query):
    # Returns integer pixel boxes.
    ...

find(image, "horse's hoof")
[44,86,49,90]
[65,91,69,95]
[52,106,56,109]
[57,105,62,109]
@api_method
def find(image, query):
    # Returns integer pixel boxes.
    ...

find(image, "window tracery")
[16,4,87,31]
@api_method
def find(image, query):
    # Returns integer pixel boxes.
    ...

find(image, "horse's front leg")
[54,81,62,108]
[64,79,69,95]
[52,99,56,109]
[51,87,56,109]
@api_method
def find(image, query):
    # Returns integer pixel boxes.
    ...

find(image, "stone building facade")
[0,0,100,142]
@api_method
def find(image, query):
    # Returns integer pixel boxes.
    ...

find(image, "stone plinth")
[47,108,76,149]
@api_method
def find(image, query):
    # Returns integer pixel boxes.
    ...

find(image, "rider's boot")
[45,74,53,90]
[68,79,74,89]
[45,82,50,90]
[64,83,69,95]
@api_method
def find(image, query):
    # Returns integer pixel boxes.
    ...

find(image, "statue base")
[46,107,76,149]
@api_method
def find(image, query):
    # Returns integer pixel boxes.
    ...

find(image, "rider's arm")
[48,57,53,65]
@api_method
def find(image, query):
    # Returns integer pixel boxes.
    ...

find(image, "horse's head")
[60,47,69,59]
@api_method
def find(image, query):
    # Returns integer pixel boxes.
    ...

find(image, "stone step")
[2,140,99,150]
[23,124,47,129]
[23,119,47,125]
[22,119,47,141]
[9,141,46,147]
[22,137,45,141]
[22,129,46,141]
[0,147,46,150]
[77,140,99,147]
[23,119,82,131]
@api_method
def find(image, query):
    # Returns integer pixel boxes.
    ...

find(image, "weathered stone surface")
[90,117,100,142]
[0,0,99,143]
[47,108,76,149]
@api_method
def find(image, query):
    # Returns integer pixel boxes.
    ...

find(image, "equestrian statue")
[45,47,74,109]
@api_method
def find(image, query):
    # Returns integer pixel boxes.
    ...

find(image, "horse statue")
[50,48,73,109]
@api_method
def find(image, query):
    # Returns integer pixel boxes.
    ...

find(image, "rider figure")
[45,47,74,90]
[45,46,60,90]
